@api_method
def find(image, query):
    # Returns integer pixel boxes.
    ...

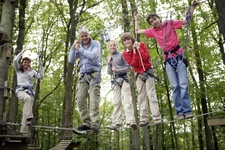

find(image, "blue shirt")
[69,38,102,73]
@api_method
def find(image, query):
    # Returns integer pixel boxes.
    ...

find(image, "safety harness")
[111,73,130,90]
[163,7,192,69]
[79,71,101,86]
[16,85,34,96]
[135,68,160,82]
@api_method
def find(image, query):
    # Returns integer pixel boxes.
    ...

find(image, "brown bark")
[60,0,78,142]
[191,20,213,150]
[0,0,16,134]
[8,0,26,133]
[215,0,225,42]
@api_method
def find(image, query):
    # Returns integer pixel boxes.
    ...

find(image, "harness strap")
[82,71,101,86]
[164,45,180,55]
[0,86,15,95]
[165,55,188,69]
[111,74,131,90]
[16,85,34,95]
[135,69,160,82]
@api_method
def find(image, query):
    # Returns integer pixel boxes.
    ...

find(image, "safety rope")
[0,86,16,95]
[1,109,223,129]
[146,109,225,127]
[32,46,43,89]
[183,7,191,49]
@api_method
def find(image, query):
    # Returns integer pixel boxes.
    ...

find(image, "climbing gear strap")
[16,85,34,96]
[183,9,191,49]
[135,69,160,82]
[0,86,15,95]
[164,45,181,57]
[111,73,130,90]
[165,55,188,69]
[79,71,101,86]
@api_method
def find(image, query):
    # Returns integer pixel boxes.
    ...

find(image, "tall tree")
[0,0,16,134]
[215,0,225,41]
[8,0,26,133]
[214,0,225,65]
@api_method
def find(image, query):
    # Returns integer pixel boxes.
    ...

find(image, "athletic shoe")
[185,113,193,119]
[139,121,149,127]
[178,114,185,120]
[26,121,32,126]
[107,124,121,131]
[90,123,99,133]
[26,118,33,126]
[154,119,162,125]
[130,123,138,130]
[76,124,91,131]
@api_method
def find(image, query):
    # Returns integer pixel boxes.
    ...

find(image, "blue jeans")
[166,60,192,116]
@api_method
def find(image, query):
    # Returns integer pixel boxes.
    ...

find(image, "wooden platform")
[207,116,225,126]
[0,135,30,150]
[28,144,41,150]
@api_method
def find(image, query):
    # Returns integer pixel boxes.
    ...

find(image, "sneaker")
[154,119,162,125]
[185,113,193,119]
[130,123,138,130]
[20,132,29,136]
[90,123,99,133]
[178,114,185,120]
[139,121,149,127]
[27,118,33,121]
[107,124,121,131]
[26,118,33,126]
[76,124,91,131]
[26,121,32,126]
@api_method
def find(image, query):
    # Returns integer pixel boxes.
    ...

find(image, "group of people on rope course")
[12,0,199,135]
[68,0,199,132]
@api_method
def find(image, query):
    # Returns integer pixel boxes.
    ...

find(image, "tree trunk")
[130,70,140,150]
[121,0,130,32]
[121,0,140,148]
[215,0,225,41]
[8,0,26,133]
[191,21,213,150]
[60,0,78,143]
[0,0,16,134]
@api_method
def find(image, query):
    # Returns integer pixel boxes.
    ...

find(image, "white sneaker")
[178,114,185,120]
[107,124,121,131]
[154,119,162,125]
[185,113,193,119]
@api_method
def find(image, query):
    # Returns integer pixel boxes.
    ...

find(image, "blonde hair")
[107,40,118,47]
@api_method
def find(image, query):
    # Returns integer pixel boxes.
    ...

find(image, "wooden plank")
[0,135,30,142]
[207,116,225,126]
[49,139,73,150]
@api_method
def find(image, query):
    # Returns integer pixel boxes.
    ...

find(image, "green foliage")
[7,0,225,149]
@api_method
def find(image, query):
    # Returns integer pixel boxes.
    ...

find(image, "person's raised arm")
[182,0,199,25]
[133,10,146,34]
[13,49,26,72]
